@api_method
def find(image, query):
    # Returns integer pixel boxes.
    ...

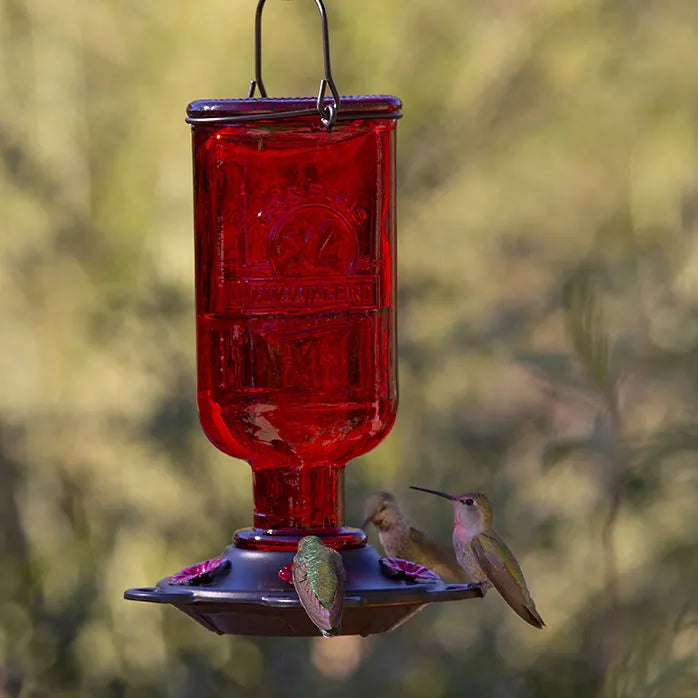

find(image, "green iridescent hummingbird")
[410,487,545,629]
[362,491,471,583]
[292,536,345,637]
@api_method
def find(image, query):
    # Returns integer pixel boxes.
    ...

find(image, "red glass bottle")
[189,96,400,547]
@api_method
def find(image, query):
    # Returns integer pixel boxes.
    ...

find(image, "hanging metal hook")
[247,0,341,130]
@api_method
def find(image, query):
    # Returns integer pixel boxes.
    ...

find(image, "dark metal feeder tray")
[124,544,484,637]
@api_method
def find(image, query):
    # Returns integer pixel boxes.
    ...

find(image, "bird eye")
[465,498,474,506]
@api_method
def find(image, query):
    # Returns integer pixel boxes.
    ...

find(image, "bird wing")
[471,533,545,629]
[327,549,345,632]
[408,526,434,548]
[292,559,333,633]
[408,527,471,582]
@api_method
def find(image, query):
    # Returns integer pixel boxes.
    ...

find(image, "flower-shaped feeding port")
[379,558,441,584]
[168,557,230,586]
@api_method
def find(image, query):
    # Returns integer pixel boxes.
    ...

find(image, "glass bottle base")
[233,526,366,551]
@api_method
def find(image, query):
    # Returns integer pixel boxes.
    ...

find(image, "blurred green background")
[2,0,698,695]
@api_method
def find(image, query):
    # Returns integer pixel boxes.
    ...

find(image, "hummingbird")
[362,491,472,583]
[292,536,345,637]
[410,487,545,629]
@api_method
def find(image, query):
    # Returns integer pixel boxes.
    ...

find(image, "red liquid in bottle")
[190,97,400,543]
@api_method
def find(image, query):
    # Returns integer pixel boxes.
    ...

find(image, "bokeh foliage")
[2,0,698,696]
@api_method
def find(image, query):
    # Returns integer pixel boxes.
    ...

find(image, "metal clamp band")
[247,0,341,131]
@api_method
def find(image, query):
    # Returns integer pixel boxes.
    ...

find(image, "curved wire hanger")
[247,0,341,130]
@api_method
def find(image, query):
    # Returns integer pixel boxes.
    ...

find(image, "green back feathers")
[296,536,342,608]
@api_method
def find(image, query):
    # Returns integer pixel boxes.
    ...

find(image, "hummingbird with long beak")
[362,491,472,583]
[410,487,545,629]
[292,536,345,637]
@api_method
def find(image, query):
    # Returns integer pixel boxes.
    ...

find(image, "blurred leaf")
[543,438,597,470]
[629,423,698,476]
[643,658,698,698]
[562,270,614,398]
[516,351,603,408]
[516,351,578,382]
[542,418,613,470]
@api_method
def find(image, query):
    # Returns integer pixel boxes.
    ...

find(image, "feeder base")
[124,543,483,637]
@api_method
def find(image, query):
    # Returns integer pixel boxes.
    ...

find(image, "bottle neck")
[252,462,345,530]
[233,463,366,551]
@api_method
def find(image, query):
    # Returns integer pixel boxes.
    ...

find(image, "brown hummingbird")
[362,491,472,583]
[410,486,545,629]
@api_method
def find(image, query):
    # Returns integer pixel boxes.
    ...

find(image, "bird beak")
[360,517,371,530]
[410,485,458,501]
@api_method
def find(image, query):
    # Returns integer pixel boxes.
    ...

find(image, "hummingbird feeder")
[124,0,482,636]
